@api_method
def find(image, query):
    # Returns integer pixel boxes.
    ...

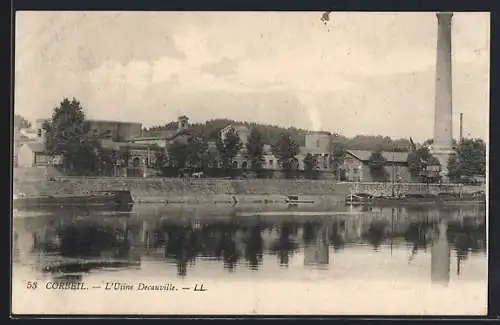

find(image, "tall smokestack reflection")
[431,219,451,285]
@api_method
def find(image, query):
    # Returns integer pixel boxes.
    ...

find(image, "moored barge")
[284,195,315,204]
[345,191,485,206]
[13,190,134,210]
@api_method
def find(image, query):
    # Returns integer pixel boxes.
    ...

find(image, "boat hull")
[13,190,134,211]
[345,192,485,207]
[285,200,315,204]
[366,198,485,206]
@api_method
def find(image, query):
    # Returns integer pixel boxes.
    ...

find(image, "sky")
[14,11,490,142]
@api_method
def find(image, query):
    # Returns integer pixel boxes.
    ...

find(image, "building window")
[316,139,320,148]
[37,129,42,137]
[242,161,248,170]
[232,161,238,169]
[269,160,274,167]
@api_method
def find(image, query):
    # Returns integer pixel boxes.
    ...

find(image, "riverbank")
[13,177,351,202]
[13,170,485,208]
[14,176,485,203]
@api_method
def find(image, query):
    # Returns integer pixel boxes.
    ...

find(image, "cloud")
[312,60,489,142]
[200,57,239,76]
[15,11,186,73]
[14,11,490,142]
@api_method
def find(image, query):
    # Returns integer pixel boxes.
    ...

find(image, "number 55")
[26,281,38,290]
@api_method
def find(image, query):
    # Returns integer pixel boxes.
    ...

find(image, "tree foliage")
[144,118,413,152]
[336,135,412,152]
[407,146,441,182]
[272,132,299,178]
[448,138,486,182]
[43,98,88,154]
[43,98,104,175]
[168,140,190,169]
[166,136,209,171]
[303,153,318,178]
[368,149,389,182]
[116,146,131,168]
[422,138,459,148]
[246,128,265,172]
[146,118,306,148]
[14,114,31,130]
[331,142,346,175]
[216,128,243,170]
[187,136,209,168]
[272,132,299,167]
[154,150,168,170]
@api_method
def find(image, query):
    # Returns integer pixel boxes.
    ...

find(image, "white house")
[16,142,51,167]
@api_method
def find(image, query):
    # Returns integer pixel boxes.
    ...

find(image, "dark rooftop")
[345,149,409,163]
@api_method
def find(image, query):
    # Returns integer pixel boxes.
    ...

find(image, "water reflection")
[304,223,329,268]
[405,218,436,263]
[13,205,486,285]
[269,222,300,268]
[431,220,450,285]
[329,220,346,251]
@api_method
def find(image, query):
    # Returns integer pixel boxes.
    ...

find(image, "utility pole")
[391,151,395,196]
[459,113,464,143]
[392,149,395,180]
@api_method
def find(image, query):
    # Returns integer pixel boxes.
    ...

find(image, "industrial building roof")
[345,149,409,163]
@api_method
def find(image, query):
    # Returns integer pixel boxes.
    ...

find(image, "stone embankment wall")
[13,177,352,204]
[352,182,484,196]
[13,173,485,205]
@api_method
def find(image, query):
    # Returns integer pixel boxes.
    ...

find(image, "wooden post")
[459,112,464,143]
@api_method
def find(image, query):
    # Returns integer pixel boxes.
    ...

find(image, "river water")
[12,203,487,315]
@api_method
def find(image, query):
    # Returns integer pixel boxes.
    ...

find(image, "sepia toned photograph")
[12,11,489,316]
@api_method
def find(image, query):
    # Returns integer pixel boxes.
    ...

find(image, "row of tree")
[34,97,486,181]
[37,98,321,178]
[141,119,489,182]
[145,118,415,152]
[369,139,486,184]
[162,125,323,178]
